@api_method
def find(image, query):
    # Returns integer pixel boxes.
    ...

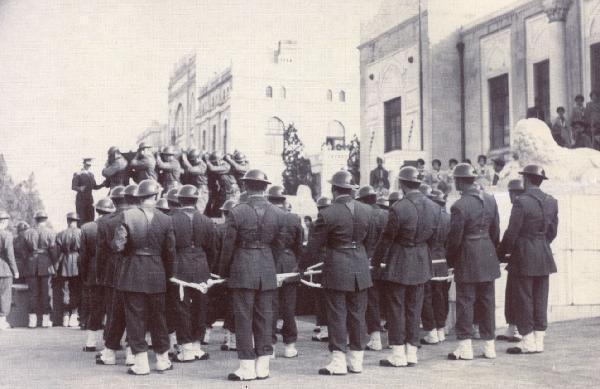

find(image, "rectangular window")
[591,42,600,94]
[534,59,550,123]
[489,73,510,149]
[384,97,402,152]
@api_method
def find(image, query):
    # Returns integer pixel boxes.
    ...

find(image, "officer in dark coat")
[356,185,387,352]
[80,198,115,351]
[102,147,130,189]
[72,158,103,226]
[129,142,157,184]
[496,179,525,343]
[112,179,176,375]
[420,189,452,345]
[311,196,331,342]
[500,165,558,355]
[23,211,56,328]
[267,185,303,359]
[446,163,500,361]
[302,171,375,376]
[170,184,217,362]
[372,167,438,367]
[217,169,284,381]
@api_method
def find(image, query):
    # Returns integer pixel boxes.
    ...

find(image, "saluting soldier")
[225,151,250,191]
[496,179,525,343]
[129,142,157,184]
[266,185,302,358]
[181,149,209,213]
[170,185,217,362]
[112,179,176,375]
[446,163,500,360]
[72,158,104,226]
[301,171,375,376]
[217,169,284,381]
[311,196,331,342]
[80,198,115,351]
[24,211,56,328]
[372,167,438,367]
[420,189,452,345]
[356,185,387,352]
[102,147,130,189]
[206,151,239,212]
[156,146,182,194]
[500,166,558,355]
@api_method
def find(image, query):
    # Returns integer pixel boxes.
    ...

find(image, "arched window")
[280,86,286,99]
[174,104,184,136]
[223,119,228,154]
[339,90,346,102]
[326,89,333,101]
[266,117,285,156]
[266,86,273,98]
[212,125,217,151]
[325,120,345,149]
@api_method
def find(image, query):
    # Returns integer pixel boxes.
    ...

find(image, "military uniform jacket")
[130,154,157,183]
[96,209,126,288]
[218,195,284,291]
[72,170,97,205]
[499,187,558,277]
[55,226,81,277]
[429,206,451,278]
[80,221,99,286]
[273,211,303,274]
[156,159,182,190]
[372,191,437,285]
[182,161,208,187]
[112,205,176,294]
[303,195,375,292]
[446,186,501,283]
[24,225,56,277]
[368,204,388,280]
[102,156,130,188]
[171,207,217,283]
[13,233,30,277]
[0,230,18,277]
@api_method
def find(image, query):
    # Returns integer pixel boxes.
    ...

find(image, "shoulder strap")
[522,192,548,234]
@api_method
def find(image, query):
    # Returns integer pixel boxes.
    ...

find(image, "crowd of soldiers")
[0,148,558,381]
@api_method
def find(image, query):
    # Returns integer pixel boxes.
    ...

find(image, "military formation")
[0,143,559,381]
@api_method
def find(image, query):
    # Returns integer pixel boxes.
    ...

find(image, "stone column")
[543,0,572,120]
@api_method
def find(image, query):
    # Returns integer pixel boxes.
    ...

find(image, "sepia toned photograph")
[0,0,599,387]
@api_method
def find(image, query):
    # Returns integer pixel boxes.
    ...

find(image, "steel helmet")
[316,196,331,209]
[110,185,126,199]
[376,196,389,207]
[138,142,152,150]
[161,146,177,156]
[267,185,286,200]
[155,198,169,212]
[209,151,223,162]
[452,163,477,178]
[428,189,446,205]
[16,221,30,232]
[388,191,402,203]
[357,185,377,200]
[328,170,357,189]
[166,188,180,203]
[66,212,80,221]
[95,198,116,213]
[187,148,201,160]
[34,210,48,220]
[418,183,432,196]
[507,179,525,191]
[0,210,10,220]
[233,151,246,162]
[177,184,200,199]
[220,199,236,212]
[398,166,421,183]
[124,184,139,198]
[241,169,271,184]
[107,146,120,155]
[519,164,548,180]
[136,181,159,197]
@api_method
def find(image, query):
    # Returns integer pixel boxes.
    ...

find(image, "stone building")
[135,120,167,149]
[167,53,196,149]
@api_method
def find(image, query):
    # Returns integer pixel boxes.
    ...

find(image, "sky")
[0,0,516,226]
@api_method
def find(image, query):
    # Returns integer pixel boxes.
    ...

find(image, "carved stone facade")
[167,54,196,149]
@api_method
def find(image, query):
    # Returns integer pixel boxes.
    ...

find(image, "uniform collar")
[334,195,353,204]
[404,189,422,200]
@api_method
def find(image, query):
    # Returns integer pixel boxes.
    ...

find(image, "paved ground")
[1,316,600,389]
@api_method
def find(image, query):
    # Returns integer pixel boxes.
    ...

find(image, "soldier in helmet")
[500,166,558,355]
[372,166,438,367]
[156,146,182,195]
[169,185,217,362]
[446,163,500,360]
[102,147,130,189]
[12,221,30,286]
[206,151,240,215]
[80,198,115,351]
[388,191,402,207]
[54,212,83,328]
[266,185,303,358]
[23,210,56,328]
[420,189,452,345]
[301,171,376,376]
[311,196,331,342]
[356,185,388,352]
[111,179,176,375]
[72,158,104,226]
[0,211,18,330]
[495,179,525,344]
[181,149,209,213]
[225,151,250,190]
[217,169,285,381]
[130,142,157,184]
[155,198,170,214]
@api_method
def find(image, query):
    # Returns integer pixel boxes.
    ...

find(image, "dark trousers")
[324,288,368,353]
[455,281,495,340]
[80,286,89,327]
[504,271,518,325]
[421,280,451,331]
[314,286,327,327]
[366,281,384,333]
[232,288,274,360]
[123,291,170,355]
[272,282,298,344]
[26,276,51,314]
[207,284,234,332]
[86,285,105,331]
[175,287,207,344]
[104,287,127,350]
[52,276,82,314]
[76,202,94,227]
[515,275,549,335]
[385,282,424,346]
[165,283,178,333]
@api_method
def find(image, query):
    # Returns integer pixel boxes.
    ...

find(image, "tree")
[346,134,360,185]
[281,123,316,197]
